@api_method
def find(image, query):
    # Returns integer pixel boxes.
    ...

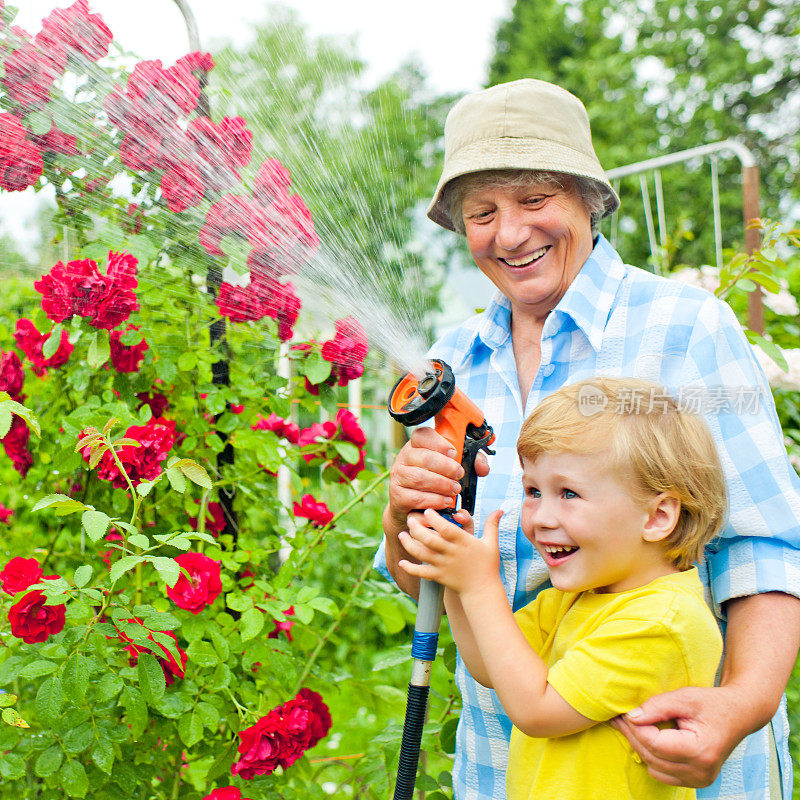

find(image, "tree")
[489,0,800,269]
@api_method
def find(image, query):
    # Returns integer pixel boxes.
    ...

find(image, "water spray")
[387,359,495,800]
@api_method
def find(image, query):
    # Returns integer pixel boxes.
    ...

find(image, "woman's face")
[461,179,594,322]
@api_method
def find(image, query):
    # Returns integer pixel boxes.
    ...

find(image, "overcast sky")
[2,1,511,256]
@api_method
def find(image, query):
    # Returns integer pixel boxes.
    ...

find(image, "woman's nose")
[495,208,531,252]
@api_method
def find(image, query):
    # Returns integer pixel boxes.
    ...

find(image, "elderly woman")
[375,79,800,800]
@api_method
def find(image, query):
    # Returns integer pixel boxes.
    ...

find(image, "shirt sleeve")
[545,615,693,722]
[680,295,800,606]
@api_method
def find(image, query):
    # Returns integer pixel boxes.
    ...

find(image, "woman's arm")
[400,509,593,738]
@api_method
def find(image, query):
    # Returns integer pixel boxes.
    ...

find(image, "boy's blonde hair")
[517,377,727,570]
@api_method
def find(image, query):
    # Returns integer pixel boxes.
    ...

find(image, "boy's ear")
[642,493,681,543]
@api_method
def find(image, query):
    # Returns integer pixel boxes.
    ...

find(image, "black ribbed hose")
[394,682,430,800]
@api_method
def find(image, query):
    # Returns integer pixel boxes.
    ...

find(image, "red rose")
[83,416,176,488]
[298,421,337,452]
[116,618,187,685]
[0,503,13,525]
[0,349,25,400]
[119,134,160,172]
[252,158,291,205]
[230,689,331,779]
[166,552,222,614]
[251,413,299,444]
[34,252,139,330]
[176,51,215,75]
[320,317,368,387]
[110,325,148,373]
[0,556,43,594]
[135,391,169,417]
[14,318,73,376]
[8,588,66,644]
[31,124,79,155]
[2,415,33,477]
[267,606,295,641]
[37,0,113,62]
[293,494,334,528]
[200,194,259,256]
[0,138,44,192]
[188,501,226,535]
[161,160,205,212]
[203,788,252,800]
[0,113,26,161]
[1,40,67,106]
[334,408,367,447]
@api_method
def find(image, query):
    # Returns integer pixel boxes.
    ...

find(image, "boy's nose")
[530,499,559,530]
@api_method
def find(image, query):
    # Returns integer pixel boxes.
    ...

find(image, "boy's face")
[520,452,676,594]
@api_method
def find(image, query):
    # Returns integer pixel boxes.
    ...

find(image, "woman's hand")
[382,427,489,596]
[398,509,502,598]
[611,686,747,787]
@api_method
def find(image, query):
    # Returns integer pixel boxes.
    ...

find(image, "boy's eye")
[524,486,540,498]
[561,489,578,499]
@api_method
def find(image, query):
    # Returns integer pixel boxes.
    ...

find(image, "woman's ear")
[642,493,681,543]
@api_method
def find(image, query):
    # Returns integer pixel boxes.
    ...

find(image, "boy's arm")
[400,510,594,738]
[442,588,491,686]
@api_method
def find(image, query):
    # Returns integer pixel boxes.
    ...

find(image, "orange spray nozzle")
[388,360,495,514]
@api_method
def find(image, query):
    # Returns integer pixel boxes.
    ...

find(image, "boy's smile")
[520,451,679,594]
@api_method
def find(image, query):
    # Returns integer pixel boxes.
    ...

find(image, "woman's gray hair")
[441,169,609,237]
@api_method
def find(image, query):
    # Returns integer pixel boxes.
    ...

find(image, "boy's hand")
[398,508,502,597]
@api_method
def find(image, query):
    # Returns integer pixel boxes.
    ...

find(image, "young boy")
[398,377,726,800]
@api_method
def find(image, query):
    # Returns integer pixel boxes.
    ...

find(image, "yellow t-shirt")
[506,568,722,800]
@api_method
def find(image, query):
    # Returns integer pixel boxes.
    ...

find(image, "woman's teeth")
[503,246,549,267]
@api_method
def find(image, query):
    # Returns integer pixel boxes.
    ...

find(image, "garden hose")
[388,360,494,800]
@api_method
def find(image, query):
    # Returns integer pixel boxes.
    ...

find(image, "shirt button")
[632,753,642,764]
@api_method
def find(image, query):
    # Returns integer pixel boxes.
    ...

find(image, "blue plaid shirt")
[375,234,800,800]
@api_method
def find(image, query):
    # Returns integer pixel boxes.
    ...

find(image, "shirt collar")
[543,234,625,352]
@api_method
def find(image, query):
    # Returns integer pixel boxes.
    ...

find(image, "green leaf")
[35,745,63,777]
[42,324,64,358]
[239,607,265,642]
[137,653,165,704]
[204,737,239,783]
[149,556,180,588]
[128,533,150,550]
[0,405,10,438]
[178,710,203,748]
[18,659,59,680]
[0,694,16,708]
[87,329,110,369]
[176,459,212,489]
[94,672,123,703]
[136,478,159,496]
[121,685,148,738]
[26,109,52,135]
[440,716,458,754]
[91,738,114,774]
[308,596,338,616]
[36,675,64,726]
[73,565,92,588]
[332,440,361,464]
[186,640,220,668]
[748,332,789,372]
[166,465,187,493]
[34,493,87,515]
[304,350,332,384]
[62,721,94,754]
[63,653,89,705]
[177,351,197,371]
[0,751,26,779]
[110,555,141,583]
[60,758,89,798]
[1,707,29,728]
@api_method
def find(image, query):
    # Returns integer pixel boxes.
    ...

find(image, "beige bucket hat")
[427,79,620,232]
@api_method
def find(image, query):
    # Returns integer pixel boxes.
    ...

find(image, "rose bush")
[0,3,454,799]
